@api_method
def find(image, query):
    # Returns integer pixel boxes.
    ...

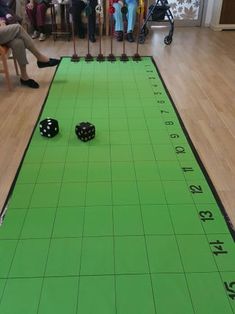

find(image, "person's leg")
[18,25,60,69]
[17,25,49,62]
[88,0,97,41]
[0,24,21,45]
[113,2,123,41]
[18,64,28,80]
[0,24,44,62]
[126,1,137,33]
[71,0,86,37]
[113,3,123,31]
[25,2,39,37]
[7,37,28,69]
[2,24,59,87]
[6,37,38,87]
[6,25,58,64]
[125,0,137,42]
[35,3,48,40]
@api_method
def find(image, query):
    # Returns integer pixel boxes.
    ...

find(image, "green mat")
[0,57,235,314]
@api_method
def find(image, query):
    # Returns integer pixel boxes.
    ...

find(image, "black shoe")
[89,34,96,43]
[116,31,123,42]
[37,58,60,68]
[20,78,39,89]
[126,31,134,43]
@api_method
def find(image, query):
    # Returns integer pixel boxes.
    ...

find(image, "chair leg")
[1,54,12,91]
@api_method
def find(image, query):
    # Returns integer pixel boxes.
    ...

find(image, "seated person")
[70,0,97,42]
[113,0,137,42]
[25,0,50,41]
[0,0,22,24]
[0,22,59,88]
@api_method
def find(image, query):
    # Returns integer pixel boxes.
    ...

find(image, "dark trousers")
[71,0,97,36]
[25,2,48,33]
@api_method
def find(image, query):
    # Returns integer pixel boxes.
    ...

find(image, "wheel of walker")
[164,35,172,45]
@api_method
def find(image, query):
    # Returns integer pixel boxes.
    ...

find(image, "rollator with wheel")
[139,0,174,45]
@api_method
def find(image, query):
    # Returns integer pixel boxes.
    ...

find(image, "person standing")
[25,0,50,41]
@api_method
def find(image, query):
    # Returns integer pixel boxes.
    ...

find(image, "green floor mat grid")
[0,57,235,314]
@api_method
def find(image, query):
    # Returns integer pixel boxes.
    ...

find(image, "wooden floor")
[1,27,235,228]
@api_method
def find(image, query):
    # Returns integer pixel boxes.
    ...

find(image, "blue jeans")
[113,0,137,33]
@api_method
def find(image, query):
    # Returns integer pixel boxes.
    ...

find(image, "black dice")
[39,118,59,138]
[75,122,95,142]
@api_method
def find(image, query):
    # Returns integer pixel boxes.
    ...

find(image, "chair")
[0,45,19,91]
